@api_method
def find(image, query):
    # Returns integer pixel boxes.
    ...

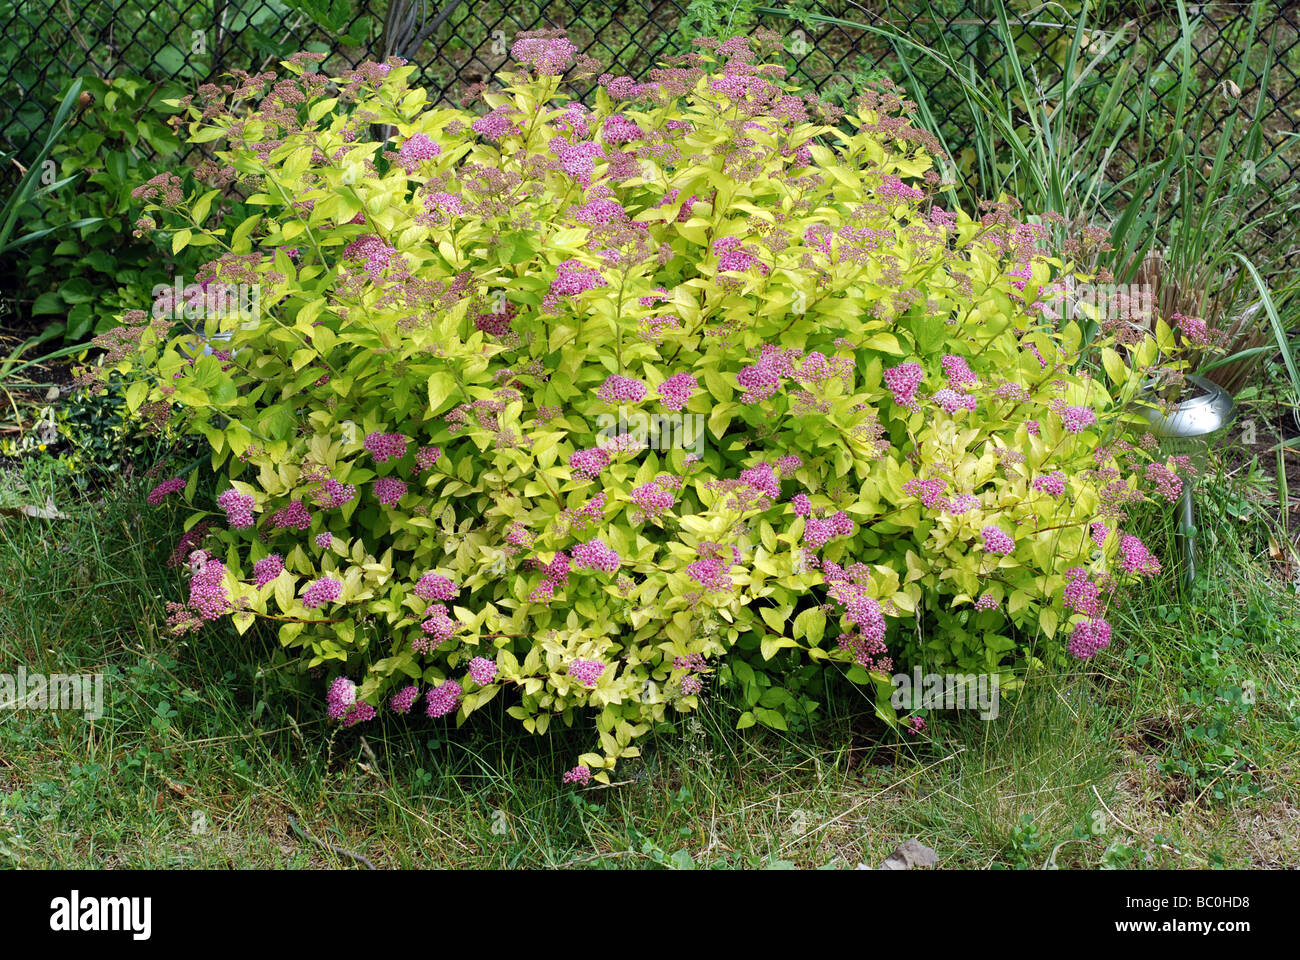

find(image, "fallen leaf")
[0,498,67,519]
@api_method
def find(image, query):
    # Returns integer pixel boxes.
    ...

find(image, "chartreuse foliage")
[106,35,1176,780]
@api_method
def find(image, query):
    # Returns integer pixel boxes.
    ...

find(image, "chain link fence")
[3,1,1298,196]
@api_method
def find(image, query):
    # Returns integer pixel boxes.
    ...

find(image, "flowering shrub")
[103,30,1184,781]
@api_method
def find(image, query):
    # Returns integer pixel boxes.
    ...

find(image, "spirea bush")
[103,30,1185,781]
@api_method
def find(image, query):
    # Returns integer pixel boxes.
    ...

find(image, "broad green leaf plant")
[101,31,1182,781]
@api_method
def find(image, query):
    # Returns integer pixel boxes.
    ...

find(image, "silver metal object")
[1135,374,1236,585]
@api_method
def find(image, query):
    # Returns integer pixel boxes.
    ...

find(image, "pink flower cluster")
[425,679,462,717]
[791,493,811,516]
[397,132,441,171]
[803,511,855,549]
[686,549,738,592]
[1006,262,1033,291]
[415,446,442,471]
[1145,462,1182,503]
[374,477,407,506]
[389,684,420,714]
[829,581,886,639]
[571,198,628,226]
[419,604,456,648]
[674,652,706,672]
[569,659,606,686]
[877,175,925,204]
[553,139,605,184]
[343,235,396,281]
[217,488,256,528]
[1058,404,1097,434]
[472,107,521,141]
[946,494,980,515]
[713,236,768,274]
[836,625,890,670]
[596,375,646,404]
[343,700,376,727]
[903,477,948,509]
[933,388,978,414]
[425,192,464,220]
[468,657,498,685]
[563,765,592,785]
[804,224,832,254]
[414,573,459,601]
[793,351,854,392]
[1067,618,1112,659]
[738,461,780,500]
[631,476,678,519]
[600,431,646,454]
[941,354,978,389]
[270,501,312,531]
[547,552,572,586]
[572,539,620,574]
[602,114,645,144]
[1174,313,1211,347]
[511,35,576,75]
[318,478,356,508]
[883,362,924,410]
[189,554,231,620]
[995,381,1029,403]
[1118,534,1161,576]
[147,477,185,505]
[252,553,284,587]
[326,677,357,720]
[301,576,343,609]
[364,432,408,463]
[658,372,698,411]
[1032,471,1068,497]
[569,446,611,479]
[1063,567,1101,617]
[737,345,799,403]
[981,526,1015,555]
[974,592,998,611]
[544,259,607,309]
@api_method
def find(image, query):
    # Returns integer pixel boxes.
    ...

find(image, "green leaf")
[427,371,456,412]
[31,291,63,315]
[760,606,786,634]
[125,380,149,412]
[793,608,826,646]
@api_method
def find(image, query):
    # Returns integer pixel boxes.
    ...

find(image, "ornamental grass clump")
[101,29,1185,780]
